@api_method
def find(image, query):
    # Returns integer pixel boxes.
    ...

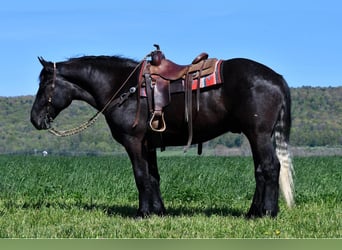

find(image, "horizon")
[1,85,341,98]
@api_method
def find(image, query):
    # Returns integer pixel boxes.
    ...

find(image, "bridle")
[47,57,147,137]
[45,62,56,125]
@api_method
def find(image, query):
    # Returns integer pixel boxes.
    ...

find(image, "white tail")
[275,131,295,207]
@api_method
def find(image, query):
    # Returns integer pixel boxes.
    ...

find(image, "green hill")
[0,87,341,155]
[0,96,119,155]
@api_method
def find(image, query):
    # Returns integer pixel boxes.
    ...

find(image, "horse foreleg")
[125,139,165,217]
[146,147,166,215]
[247,133,280,218]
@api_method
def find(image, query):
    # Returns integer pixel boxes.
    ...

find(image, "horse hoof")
[135,209,151,219]
[265,210,277,218]
[246,209,277,219]
[135,207,166,218]
[246,212,260,219]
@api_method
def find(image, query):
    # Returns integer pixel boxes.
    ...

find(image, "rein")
[48,57,147,137]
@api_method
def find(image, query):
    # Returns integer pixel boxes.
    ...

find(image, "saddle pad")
[189,60,223,90]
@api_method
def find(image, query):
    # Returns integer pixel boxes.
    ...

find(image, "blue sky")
[1,0,341,96]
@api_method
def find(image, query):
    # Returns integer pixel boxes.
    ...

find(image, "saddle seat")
[149,51,209,80]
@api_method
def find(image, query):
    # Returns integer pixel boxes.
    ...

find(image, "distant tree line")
[0,86,341,155]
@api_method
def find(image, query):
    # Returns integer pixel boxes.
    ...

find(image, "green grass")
[0,155,341,238]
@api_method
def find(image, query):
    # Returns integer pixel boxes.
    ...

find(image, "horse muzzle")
[31,112,53,130]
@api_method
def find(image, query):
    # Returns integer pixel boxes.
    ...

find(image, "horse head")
[30,57,74,130]
[31,55,137,131]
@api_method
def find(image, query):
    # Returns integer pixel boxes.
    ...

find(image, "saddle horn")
[150,45,165,66]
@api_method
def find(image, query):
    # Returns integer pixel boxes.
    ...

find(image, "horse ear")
[38,56,50,68]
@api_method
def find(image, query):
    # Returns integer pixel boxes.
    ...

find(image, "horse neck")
[59,61,135,110]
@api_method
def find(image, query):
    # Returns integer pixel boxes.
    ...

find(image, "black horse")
[31,47,294,218]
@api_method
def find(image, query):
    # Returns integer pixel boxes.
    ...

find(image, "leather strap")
[184,72,193,151]
[132,61,147,128]
[144,73,154,114]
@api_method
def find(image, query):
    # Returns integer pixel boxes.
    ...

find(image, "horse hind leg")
[246,132,281,218]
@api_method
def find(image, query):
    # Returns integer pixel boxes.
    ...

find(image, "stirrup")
[149,111,166,132]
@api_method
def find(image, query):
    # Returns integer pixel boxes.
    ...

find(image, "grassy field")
[0,155,341,238]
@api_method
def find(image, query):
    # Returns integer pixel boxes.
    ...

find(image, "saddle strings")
[48,56,148,137]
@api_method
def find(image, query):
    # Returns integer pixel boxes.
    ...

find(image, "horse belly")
[151,90,237,147]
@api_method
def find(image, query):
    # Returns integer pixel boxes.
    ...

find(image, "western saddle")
[140,44,218,151]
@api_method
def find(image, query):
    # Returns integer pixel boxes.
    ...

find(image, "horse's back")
[221,58,287,91]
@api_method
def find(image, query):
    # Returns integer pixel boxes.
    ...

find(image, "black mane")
[38,55,139,83]
[65,55,139,69]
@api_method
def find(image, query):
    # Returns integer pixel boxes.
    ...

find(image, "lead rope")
[48,57,147,137]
